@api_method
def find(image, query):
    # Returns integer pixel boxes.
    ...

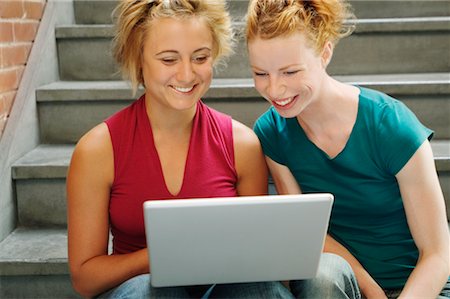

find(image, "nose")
[176,60,196,83]
[267,75,285,100]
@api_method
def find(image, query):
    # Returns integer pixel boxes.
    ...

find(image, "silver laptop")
[143,193,333,287]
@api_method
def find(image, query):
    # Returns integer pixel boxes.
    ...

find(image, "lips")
[172,85,195,93]
[272,95,297,108]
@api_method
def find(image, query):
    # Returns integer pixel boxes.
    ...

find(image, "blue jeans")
[98,277,291,298]
[289,253,360,299]
[99,253,359,298]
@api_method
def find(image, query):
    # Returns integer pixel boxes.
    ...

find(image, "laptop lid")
[143,193,333,287]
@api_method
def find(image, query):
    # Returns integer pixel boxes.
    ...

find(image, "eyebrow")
[155,47,212,56]
[279,64,304,71]
[251,63,305,72]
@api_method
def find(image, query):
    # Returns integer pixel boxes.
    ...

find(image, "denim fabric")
[98,275,291,299]
[290,253,361,299]
[98,253,360,298]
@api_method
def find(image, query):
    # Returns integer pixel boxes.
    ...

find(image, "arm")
[266,156,386,298]
[324,235,386,298]
[232,120,268,195]
[396,140,449,298]
[67,123,149,297]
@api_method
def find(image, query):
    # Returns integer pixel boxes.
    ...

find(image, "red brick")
[15,65,24,83]
[0,94,4,115]
[23,0,46,20]
[0,90,16,134]
[0,21,14,42]
[0,90,15,114]
[13,20,39,42]
[0,44,31,67]
[0,0,25,18]
[0,67,21,93]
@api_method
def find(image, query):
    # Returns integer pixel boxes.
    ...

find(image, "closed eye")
[284,70,300,75]
[253,71,268,77]
[193,55,210,64]
[160,58,178,65]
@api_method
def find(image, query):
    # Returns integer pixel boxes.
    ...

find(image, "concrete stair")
[35,73,450,144]
[0,228,76,298]
[1,0,449,298]
[56,17,450,80]
[72,0,450,24]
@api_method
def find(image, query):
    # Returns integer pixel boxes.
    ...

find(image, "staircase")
[0,0,449,297]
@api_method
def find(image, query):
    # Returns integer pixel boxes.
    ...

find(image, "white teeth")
[173,86,194,93]
[275,97,294,106]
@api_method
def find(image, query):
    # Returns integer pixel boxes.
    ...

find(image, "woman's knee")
[290,253,360,299]
[318,253,355,282]
[100,274,151,299]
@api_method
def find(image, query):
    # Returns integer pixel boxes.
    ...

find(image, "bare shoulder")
[231,119,260,149]
[69,123,113,183]
[74,123,112,158]
[231,120,268,194]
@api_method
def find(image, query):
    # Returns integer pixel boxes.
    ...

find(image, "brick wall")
[0,0,46,137]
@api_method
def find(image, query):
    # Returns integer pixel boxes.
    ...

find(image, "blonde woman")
[67,0,289,297]
[246,0,449,298]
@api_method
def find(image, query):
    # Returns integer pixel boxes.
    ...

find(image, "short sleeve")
[376,100,433,175]
[253,108,287,165]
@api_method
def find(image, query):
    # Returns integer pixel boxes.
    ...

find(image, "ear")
[321,41,333,68]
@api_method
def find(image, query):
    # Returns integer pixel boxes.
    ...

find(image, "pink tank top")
[105,96,237,254]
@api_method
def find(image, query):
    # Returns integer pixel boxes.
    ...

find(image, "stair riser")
[73,0,250,25]
[38,94,450,144]
[57,25,450,80]
[16,179,67,227]
[73,0,450,25]
[14,173,450,227]
[0,275,78,298]
[331,31,450,75]
[402,96,450,141]
[38,101,129,144]
[350,1,450,18]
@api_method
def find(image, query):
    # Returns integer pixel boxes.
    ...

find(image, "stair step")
[55,17,450,80]
[12,145,72,227]
[11,139,450,227]
[72,0,450,25]
[73,0,249,24]
[36,73,450,144]
[0,227,78,298]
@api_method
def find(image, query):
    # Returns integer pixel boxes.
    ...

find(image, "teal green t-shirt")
[254,86,433,289]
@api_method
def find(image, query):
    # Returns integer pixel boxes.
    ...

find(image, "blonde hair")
[246,0,355,53]
[113,0,234,94]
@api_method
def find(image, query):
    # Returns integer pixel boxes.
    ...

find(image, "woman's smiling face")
[248,32,329,118]
[141,17,214,112]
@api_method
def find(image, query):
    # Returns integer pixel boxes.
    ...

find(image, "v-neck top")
[253,86,433,289]
[105,96,237,254]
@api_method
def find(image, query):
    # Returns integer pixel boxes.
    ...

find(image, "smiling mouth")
[172,85,195,93]
[272,96,296,107]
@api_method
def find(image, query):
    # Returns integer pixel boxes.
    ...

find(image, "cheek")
[252,77,267,94]
[198,63,213,80]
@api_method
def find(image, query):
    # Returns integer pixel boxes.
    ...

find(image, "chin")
[274,108,299,119]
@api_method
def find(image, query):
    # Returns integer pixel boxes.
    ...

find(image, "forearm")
[399,253,448,298]
[324,235,386,298]
[71,248,149,297]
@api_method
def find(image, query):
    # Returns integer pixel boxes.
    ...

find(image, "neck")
[145,97,197,135]
[297,77,359,135]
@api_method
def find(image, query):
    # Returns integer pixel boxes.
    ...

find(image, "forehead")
[248,32,317,67]
[144,17,213,53]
